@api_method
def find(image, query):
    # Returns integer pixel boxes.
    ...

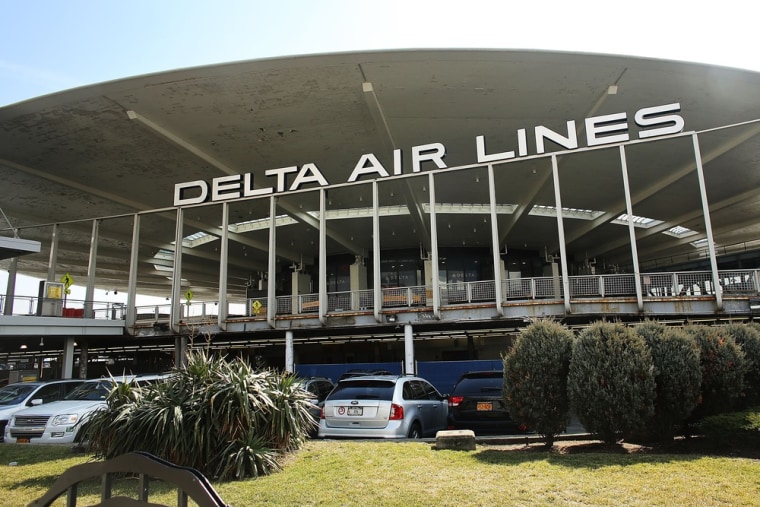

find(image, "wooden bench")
[30,451,228,507]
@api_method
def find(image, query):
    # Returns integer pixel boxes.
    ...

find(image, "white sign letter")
[265,166,298,192]
[635,103,684,139]
[174,180,208,206]
[290,163,329,190]
[348,154,390,182]
[243,173,273,197]
[585,112,629,147]
[212,175,242,201]
[535,121,578,154]
[476,135,515,163]
[412,143,447,173]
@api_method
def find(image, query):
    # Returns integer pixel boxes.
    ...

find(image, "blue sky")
[2,0,759,107]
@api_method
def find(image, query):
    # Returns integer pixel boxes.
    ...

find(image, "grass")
[2,440,758,506]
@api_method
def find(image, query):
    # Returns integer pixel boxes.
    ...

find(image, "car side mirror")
[30,398,43,406]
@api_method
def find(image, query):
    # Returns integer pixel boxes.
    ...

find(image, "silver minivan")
[318,375,448,439]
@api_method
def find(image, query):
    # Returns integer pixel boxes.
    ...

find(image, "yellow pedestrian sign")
[184,290,193,303]
[252,299,262,315]
[60,273,74,295]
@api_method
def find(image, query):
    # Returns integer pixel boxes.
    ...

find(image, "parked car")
[337,369,394,381]
[318,374,448,439]
[4,374,170,445]
[297,376,335,421]
[0,379,85,442]
[447,370,525,434]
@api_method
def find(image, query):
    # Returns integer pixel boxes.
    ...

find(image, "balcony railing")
[4,269,759,324]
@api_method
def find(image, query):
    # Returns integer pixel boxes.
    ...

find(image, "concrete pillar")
[3,257,17,315]
[285,330,294,373]
[350,256,367,310]
[174,335,187,368]
[78,341,88,379]
[291,272,311,314]
[404,323,415,375]
[61,337,75,379]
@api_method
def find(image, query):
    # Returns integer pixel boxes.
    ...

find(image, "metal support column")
[84,219,99,318]
[319,188,327,325]
[487,165,503,314]
[267,196,277,328]
[170,208,184,334]
[619,146,644,311]
[373,181,382,323]
[551,155,571,313]
[47,223,59,282]
[429,173,441,319]
[692,133,723,310]
[217,203,229,331]
[125,214,140,333]
[403,323,415,375]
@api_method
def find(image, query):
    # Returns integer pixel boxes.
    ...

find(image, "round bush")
[568,321,656,444]
[726,323,760,407]
[634,321,702,441]
[503,320,574,447]
[683,324,746,417]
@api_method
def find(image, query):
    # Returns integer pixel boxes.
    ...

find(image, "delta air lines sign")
[174,103,684,207]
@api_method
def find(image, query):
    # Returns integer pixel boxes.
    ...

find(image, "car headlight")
[51,414,79,426]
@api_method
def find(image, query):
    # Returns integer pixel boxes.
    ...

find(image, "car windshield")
[0,384,37,405]
[453,374,503,395]
[64,381,114,401]
[328,379,395,401]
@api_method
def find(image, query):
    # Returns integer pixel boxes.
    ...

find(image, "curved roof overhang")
[1,49,760,298]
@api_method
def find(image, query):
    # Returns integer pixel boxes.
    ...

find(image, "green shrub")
[503,320,574,447]
[634,321,701,442]
[700,408,760,449]
[683,324,745,417]
[568,321,656,444]
[79,349,314,480]
[730,323,760,406]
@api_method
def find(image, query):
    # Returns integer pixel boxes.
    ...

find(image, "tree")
[503,320,574,447]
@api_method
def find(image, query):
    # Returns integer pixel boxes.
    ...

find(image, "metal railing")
[4,269,760,324]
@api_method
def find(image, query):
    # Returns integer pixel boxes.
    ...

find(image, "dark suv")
[446,371,524,435]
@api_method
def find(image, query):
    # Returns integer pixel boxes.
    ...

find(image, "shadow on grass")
[469,438,747,469]
[0,444,83,466]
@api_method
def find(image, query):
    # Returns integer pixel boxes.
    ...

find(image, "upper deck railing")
[2,269,757,326]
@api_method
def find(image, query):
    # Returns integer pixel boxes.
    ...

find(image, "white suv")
[4,374,168,445]
[0,379,85,442]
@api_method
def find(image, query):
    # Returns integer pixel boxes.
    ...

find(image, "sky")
[1,0,759,107]
[1,0,759,298]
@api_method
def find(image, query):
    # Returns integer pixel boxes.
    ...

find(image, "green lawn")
[2,440,758,506]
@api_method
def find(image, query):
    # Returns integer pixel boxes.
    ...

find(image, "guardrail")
[4,269,759,324]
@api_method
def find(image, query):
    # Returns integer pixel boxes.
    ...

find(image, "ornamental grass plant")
[78,349,315,480]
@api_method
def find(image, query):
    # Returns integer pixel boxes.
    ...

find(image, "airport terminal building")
[2,49,760,380]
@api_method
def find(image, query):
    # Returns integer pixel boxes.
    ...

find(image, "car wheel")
[407,422,422,439]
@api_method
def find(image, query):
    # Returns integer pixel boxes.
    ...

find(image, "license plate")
[476,402,493,411]
[347,406,363,416]
[16,438,30,444]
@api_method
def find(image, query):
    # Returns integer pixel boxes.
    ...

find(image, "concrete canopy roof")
[1,49,760,299]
